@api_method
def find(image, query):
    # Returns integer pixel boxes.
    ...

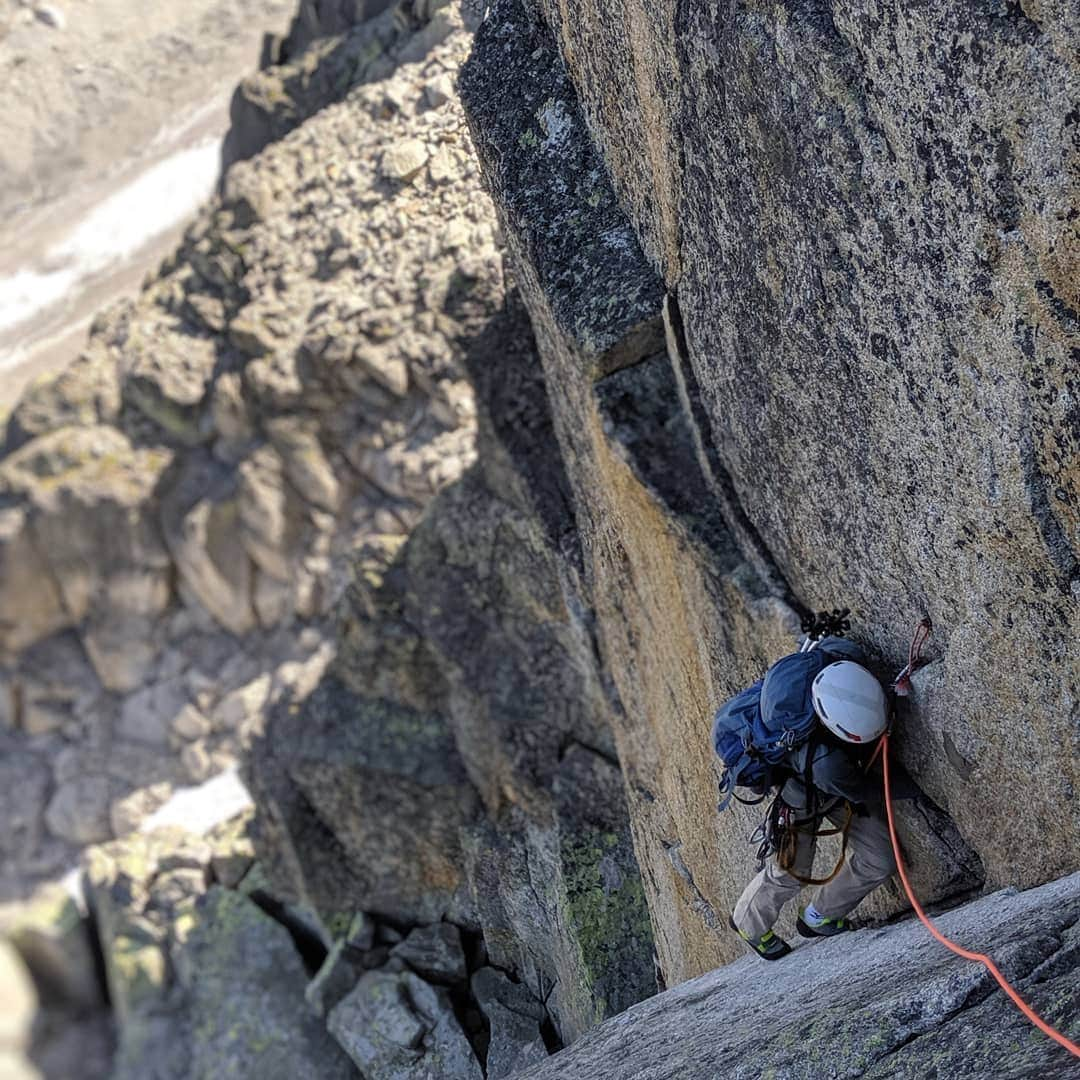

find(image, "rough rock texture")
[391,922,468,984]
[0,6,495,899]
[251,671,481,924]
[327,969,482,1079]
[221,1,456,168]
[511,872,1080,1080]
[463,746,656,1045]
[517,0,1080,893]
[249,282,659,1041]
[459,0,988,985]
[471,967,548,1078]
[8,0,1079,1072]
[65,810,361,1079]
[181,887,356,1080]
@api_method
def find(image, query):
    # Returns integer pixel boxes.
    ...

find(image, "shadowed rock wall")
[458,0,1078,987]
[518,0,1079,892]
[248,288,660,1042]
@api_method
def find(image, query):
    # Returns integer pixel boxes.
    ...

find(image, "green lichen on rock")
[109,934,168,1014]
[181,887,354,1079]
[560,825,655,1021]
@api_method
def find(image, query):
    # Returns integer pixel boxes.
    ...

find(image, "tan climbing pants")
[732,804,896,940]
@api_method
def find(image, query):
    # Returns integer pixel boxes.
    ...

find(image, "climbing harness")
[749,795,852,884]
[776,800,853,886]
[750,768,854,886]
[883,620,1080,1061]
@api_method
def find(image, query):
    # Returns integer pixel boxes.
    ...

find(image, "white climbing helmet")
[811,661,888,744]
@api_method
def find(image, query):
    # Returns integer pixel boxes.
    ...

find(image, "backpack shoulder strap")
[802,732,820,819]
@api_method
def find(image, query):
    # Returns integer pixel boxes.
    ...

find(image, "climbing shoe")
[729,915,791,961]
[796,906,850,938]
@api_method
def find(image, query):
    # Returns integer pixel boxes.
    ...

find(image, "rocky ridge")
[0,2,497,899]
[1,0,1078,1076]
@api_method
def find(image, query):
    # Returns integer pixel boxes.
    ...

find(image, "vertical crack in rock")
[594,351,738,564]
[660,840,722,931]
[1019,425,1080,593]
[663,292,807,615]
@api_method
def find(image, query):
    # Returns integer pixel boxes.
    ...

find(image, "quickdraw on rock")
[892,616,932,696]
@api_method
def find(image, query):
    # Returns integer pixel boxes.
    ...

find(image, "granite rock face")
[183,887,356,1080]
[459,0,994,985]
[470,966,548,1078]
[515,0,1080,895]
[511,872,1080,1080]
[248,287,659,1040]
[327,969,483,1079]
[250,671,482,925]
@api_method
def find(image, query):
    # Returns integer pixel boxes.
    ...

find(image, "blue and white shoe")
[796,906,851,938]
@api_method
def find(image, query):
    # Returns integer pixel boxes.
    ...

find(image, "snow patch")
[140,767,253,836]
[0,138,220,351]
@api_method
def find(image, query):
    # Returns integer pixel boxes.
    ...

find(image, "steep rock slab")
[249,671,480,925]
[521,0,1080,890]
[461,745,657,1046]
[460,0,770,985]
[675,0,1080,894]
[526,0,684,283]
[404,288,615,820]
[402,290,657,1039]
[460,0,981,984]
[513,872,1080,1080]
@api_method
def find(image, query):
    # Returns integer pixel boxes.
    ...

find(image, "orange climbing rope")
[881,731,1080,1060]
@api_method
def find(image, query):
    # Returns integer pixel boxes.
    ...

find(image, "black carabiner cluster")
[800,607,851,642]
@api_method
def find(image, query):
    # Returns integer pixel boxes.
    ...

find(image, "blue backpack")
[712,638,864,810]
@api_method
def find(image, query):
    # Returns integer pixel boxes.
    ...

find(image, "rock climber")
[719,638,898,961]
